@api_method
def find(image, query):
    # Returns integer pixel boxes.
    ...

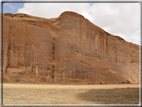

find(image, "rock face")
[3,11,139,84]
[0,13,1,83]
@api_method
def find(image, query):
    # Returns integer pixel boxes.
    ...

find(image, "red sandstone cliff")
[3,11,139,84]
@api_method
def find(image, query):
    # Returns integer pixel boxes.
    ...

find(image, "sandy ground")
[3,83,140,105]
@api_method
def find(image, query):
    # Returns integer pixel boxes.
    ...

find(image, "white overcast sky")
[1,0,141,45]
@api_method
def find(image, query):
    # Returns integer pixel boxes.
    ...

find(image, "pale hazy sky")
[1,0,141,45]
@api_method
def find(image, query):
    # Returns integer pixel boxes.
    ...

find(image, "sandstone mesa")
[2,11,139,84]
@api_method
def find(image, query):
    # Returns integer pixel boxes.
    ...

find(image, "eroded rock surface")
[3,11,139,84]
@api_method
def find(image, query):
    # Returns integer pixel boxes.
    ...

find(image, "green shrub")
[113,81,117,84]
[15,78,20,82]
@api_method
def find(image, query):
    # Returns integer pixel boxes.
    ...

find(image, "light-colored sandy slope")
[3,83,139,89]
[3,83,139,104]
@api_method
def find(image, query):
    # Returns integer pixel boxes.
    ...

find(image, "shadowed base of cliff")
[3,83,139,104]
[77,88,139,104]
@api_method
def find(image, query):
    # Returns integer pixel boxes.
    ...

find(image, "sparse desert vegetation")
[3,83,139,104]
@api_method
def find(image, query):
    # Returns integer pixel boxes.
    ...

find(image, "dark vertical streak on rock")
[114,39,118,71]
[52,38,55,83]
[80,19,81,40]
[6,23,11,73]
[24,26,28,67]
[106,36,108,56]
[116,52,117,70]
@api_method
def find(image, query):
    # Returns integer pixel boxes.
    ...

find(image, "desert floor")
[3,83,139,105]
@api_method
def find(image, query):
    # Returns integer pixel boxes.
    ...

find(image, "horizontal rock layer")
[3,11,139,84]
